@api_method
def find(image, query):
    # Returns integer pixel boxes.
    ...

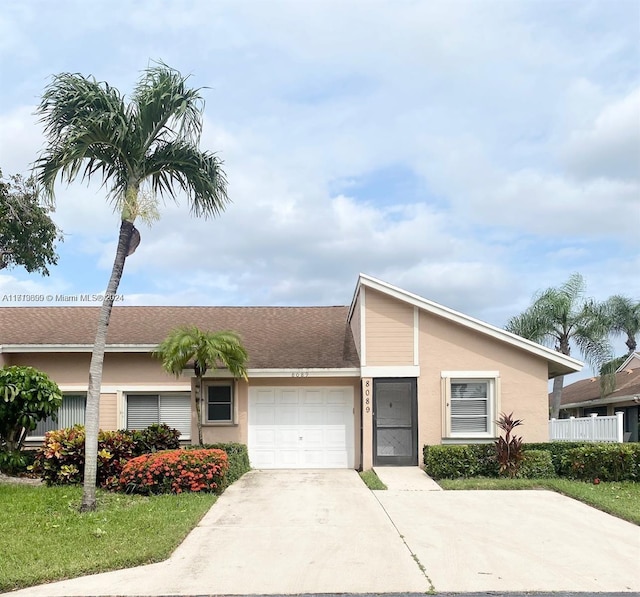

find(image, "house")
[559,352,640,442]
[0,274,582,469]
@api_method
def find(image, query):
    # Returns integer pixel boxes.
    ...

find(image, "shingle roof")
[0,306,359,370]
[559,367,640,406]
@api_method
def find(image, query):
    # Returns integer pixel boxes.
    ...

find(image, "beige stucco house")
[0,274,582,469]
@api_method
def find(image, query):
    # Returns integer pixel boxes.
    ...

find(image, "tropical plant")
[505,273,612,418]
[0,366,63,451]
[0,169,59,274]
[154,327,248,445]
[494,412,524,478]
[604,295,640,355]
[34,63,230,511]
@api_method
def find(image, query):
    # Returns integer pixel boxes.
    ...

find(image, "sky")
[0,0,639,378]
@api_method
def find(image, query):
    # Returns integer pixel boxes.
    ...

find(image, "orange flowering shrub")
[119,448,228,495]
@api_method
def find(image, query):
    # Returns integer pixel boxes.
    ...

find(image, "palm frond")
[144,141,229,218]
[131,62,204,155]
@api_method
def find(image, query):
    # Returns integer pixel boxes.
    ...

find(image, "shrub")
[424,444,499,479]
[0,449,36,476]
[119,449,228,495]
[187,442,250,489]
[522,442,589,474]
[517,449,556,478]
[495,412,524,478]
[560,443,640,482]
[131,423,181,454]
[30,424,183,487]
[0,366,62,451]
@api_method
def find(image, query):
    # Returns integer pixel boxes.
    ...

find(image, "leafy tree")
[0,366,62,451]
[0,169,59,275]
[604,295,640,355]
[505,273,612,418]
[35,63,229,511]
[154,327,248,445]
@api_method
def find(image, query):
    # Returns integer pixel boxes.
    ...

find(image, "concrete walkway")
[373,466,442,490]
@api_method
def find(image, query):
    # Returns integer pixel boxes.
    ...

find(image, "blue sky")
[0,0,638,377]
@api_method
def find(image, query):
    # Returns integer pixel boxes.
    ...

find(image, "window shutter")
[127,395,159,430]
[159,394,191,438]
[31,395,86,437]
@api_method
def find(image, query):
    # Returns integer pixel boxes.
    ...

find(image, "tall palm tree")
[506,273,612,419]
[154,327,248,445]
[604,295,640,355]
[35,63,229,511]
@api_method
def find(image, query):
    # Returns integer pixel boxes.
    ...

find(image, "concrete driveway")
[6,468,640,595]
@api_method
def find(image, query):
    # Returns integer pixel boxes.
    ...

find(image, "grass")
[438,477,640,526]
[359,469,387,490]
[0,484,217,592]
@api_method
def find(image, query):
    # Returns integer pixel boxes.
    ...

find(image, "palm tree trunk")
[626,333,637,355]
[549,374,565,420]
[195,375,203,445]
[80,220,134,512]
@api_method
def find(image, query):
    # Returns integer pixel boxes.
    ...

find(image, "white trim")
[616,352,640,372]
[354,273,583,377]
[441,370,500,379]
[184,368,362,379]
[0,344,156,353]
[360,285,367,367]
[57,384,190,393]
[360,365,420,378]
[413,307,419,366]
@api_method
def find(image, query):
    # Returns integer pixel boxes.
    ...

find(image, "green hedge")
[518,450,555,478]
[424,444,498,479]
[187,442,250,489]
[424,442,638,481]
[560,443,640,482]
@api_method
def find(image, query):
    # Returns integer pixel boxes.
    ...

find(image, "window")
[442,372,499,439]
[30,394,86,437]
[126,393,191,439]
[206,384,233,423]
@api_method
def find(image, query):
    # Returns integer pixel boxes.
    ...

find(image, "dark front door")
[373,378,417,466]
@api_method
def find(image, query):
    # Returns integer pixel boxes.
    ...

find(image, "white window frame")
[203,381,235,425]
[441,371,500,439]
[125,392,191,440]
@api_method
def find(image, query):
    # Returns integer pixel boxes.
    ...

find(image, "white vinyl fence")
[549,412,624,443]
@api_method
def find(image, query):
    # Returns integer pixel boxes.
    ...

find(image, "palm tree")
[35,63,229,511]
[154,327,248,445]
[505,273,612,419]
[604,295,640,355]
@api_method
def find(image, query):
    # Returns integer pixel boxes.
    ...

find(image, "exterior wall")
[350,292,362,361]
[364,289,414,366]
[418,311,550,445]
[0,353,8,367]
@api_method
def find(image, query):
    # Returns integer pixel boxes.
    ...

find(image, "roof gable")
[349,273,582,378]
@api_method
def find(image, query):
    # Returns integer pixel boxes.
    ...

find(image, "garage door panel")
[249,386,354,469]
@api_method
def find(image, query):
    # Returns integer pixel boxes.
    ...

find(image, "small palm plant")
[495,412,524,478]
[154,327,248,445]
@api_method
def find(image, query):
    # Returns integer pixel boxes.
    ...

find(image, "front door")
[373,378,417,466]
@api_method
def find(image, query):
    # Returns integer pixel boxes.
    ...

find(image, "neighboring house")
[0,274,582,469]
[559,352,640,442]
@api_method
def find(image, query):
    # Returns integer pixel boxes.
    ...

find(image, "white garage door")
[248,386,355,469]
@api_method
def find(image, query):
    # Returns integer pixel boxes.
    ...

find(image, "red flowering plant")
[119,448,229,495]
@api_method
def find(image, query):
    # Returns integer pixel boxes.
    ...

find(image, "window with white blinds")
[442,373,498,438]
[126,393,191,439]
[30,395,86,437]
[450,381,489,434]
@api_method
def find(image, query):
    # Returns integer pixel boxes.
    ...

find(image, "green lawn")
[0,484,217,592]
[438,477,640,526]
[359,469,387,490]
